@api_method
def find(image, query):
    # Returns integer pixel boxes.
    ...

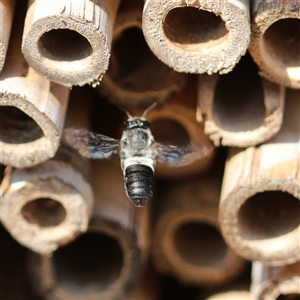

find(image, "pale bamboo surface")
[0,0,16,72]
[142,0,250,75]
[151,165,246,287]
[251,261,300,300]
[22,0,120,87]
[249,0,300,89]
[0,3,69,168]
[197,53,285,147]
[97,0,187,109]
[219,88,300,266]
[29,159,150,300]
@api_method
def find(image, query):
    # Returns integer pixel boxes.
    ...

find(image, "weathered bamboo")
[0,0,16,72]
[97,0,187,109]
[219,88,300,266]
[151,167,246,287]
[0,3,69,168]
[22,0,120,87]
[146,77,215,179]
[251,261,300,300]
[29,159,150,300]
[142,0,250,75]
[197,53,285,147]
[0,88,94,254]
[249,0,300,89]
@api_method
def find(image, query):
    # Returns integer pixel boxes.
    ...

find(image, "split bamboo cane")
[197,52,285,147]
[97,0,187,109]
[0,0,16,72]
[251,261,300,300]
[0,2,69,169]
[219,88,300,266]
[151,165,246,287]
[249,0,300,89]
[142,0,250,75]
[22,0,120,87]
[29,159,150,300]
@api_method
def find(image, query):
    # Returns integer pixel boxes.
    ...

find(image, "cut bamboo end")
[0,0,16,72]
[151,175,246,287]
[249,0,300,89]
[0,150,94,254]
[219,89,300,266]
[142,0,250,75]
[22,0,120,87]
[251,261,300,300]
[97,0,187,109]
[197,53,285,147]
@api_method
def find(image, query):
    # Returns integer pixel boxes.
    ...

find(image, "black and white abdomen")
[124,164,154,207]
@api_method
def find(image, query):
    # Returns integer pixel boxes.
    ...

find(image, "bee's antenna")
[142,102,157,118]
[118,105,133,119]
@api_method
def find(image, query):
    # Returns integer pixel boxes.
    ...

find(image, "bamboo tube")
[0,0,16,72]
[0,2,70,169]
[151,165,246,287]
[249,0,300,89]
[0,88,94,254]
[142,0,250,75]
[29,159,150,300]
[22,0,120,87]
[197,52,285,147]
[251,261,300,300]
[97,0,187,109]
[146,76,215,179]
[219,88,300,266]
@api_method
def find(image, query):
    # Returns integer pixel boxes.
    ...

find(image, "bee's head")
[124,117,149,130]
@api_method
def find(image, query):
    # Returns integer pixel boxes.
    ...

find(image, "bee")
[63,104,192,207]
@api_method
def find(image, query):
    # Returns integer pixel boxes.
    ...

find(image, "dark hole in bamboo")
[21,198,66,228]
[263,19,300,76]
[173,222,228,267]
[238,192,300,240]
[163,7,228,51]
[212,52,265,131]
[150,119,190,147]
[277,294,300,300]
[38,29,92,62]
[109,27,175,92]
[0,106,43,144]
[52,232,123,294]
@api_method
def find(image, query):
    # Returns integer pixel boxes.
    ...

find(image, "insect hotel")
[0,0,299,299]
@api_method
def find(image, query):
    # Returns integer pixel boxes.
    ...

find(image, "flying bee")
[63,104,192,207]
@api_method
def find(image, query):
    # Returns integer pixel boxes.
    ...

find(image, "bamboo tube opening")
[52,232,123,293]
[277,294,300,300]
[150,119,190,147]
[238,192,300,240]
[0,106,43,144]
[163,7,229,52]
[262,19,300,81]
[21,198,66,228]
[173,222,227,267]
[38,29,92,70]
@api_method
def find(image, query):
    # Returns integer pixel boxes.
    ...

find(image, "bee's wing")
[63,128,120,159]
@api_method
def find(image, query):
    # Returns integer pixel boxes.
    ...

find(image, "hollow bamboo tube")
[197,52,285,147]
[97,0,187,109]
[151,168,246,287]
[251,261,300,300]
[0,3,70,169]
[29,159,150,300]
[249,0,300,89]
[146,76,215,179]
[0,88,94,254]
[0,0,16,72]
[22,0,120,87]
[142,0,250,75]
[219,88,300,266]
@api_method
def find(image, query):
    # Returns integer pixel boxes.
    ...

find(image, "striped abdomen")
[124,164,154,207]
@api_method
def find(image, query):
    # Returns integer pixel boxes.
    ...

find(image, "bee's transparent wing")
[63,128,120,159]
